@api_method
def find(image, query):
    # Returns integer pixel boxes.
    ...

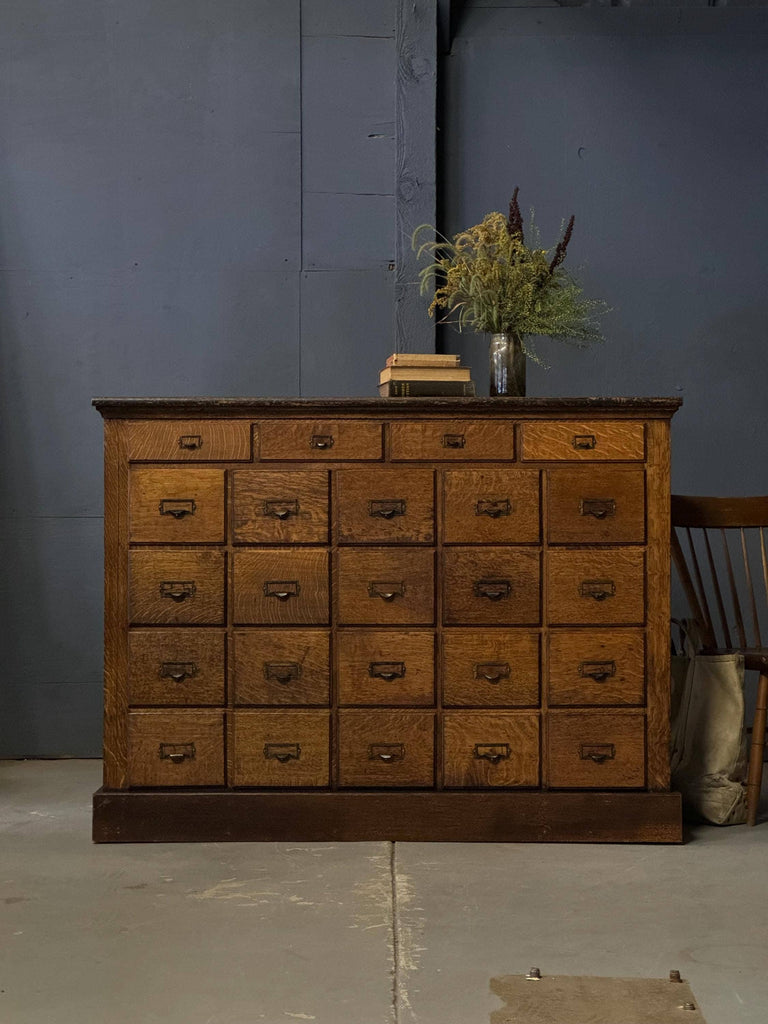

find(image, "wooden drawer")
[390,420,515,461]
[338,710,435,787]
[443,469,540,544]
[522,421,645,462]
[547,711,645,788]
[127,710,225,786]
[229,710,330,787]
[233,470,329,544]
[126,420,252,461]
[128,629,225,705]
[337,468,435,544]
[442,547,540,625]
[548,629,645,706]
[443,712,540,788]
[336,548,434,625]
[337,630,434,706]
[129,549,225,625]
[257,419,383,461]
[129,467,225,543]
[547,468,645,544]
[442,630,539,707]
[232,629,330,705]
[233,549,329,625]
[548,548,645,625]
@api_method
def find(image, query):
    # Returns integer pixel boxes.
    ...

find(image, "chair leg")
[746,671,768,826]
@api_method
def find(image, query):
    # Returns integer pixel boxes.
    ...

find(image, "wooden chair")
[671,496,768,825]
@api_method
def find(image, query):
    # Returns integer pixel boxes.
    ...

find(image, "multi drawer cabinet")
[92,397,682,842]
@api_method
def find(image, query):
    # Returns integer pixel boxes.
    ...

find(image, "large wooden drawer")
[129,549,226,625]
[126,420,252,461]
[547,468,645,544]
[390,420,515,461]
[336,548,435,625]
[128,629,226,706]
[233,548,329,625]
[442,547,540,625]
[338,710,435,787]
[547,711,646,788]
[229,710,330,787]
[442,630,540,707]
[337,468,435,544]
[548,629,645,706]
[522,421,645,462]
[129,467,225,543]
[443,469,540,544]
[257,419,383,461]
[232,470,329,544]
[127,711,225,787]
[547,548,645,625]
[337,630,435,706]
[443,712,540,788]
[232,629,330,705]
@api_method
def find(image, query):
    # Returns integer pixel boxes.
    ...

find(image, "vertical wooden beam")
[395,0,438,353]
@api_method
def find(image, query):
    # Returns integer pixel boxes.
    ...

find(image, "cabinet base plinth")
[93,789,683,844]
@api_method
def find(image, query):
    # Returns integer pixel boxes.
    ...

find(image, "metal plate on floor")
[491,973,707,1024]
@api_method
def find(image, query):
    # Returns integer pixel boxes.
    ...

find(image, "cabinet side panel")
[103,419,129,787]
[645,418,672,790]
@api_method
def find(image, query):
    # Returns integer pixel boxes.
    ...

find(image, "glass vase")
[488,332,526,397]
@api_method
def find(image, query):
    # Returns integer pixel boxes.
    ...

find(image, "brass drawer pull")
[159,742,195,764]
[579,579,616,602]
[580,498,616,519]
[474,743,511,765]
[442,433,466,449]
[159,661,197,682]
[369,661,406,681]
[263,580,300,601]
[264,743,301,763]
[580,743,615,764]
[572,434,597,450]
[474,579,511,602]
[264,499,299,520]
[579,660,616,682]
[476,498,511,518]
[159,580,196,602]
[264,662,301,684]
[368,581,405,602]
[474,661,510,684]
[159,499,197,519]
[369,743,405,762]
[310,434,334,450]
[369,499,406,519]
[178,434,203,450]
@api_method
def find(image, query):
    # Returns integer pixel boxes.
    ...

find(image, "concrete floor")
[1,761,766,1024]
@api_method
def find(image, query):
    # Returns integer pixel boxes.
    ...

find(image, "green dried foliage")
[412,194,608,363]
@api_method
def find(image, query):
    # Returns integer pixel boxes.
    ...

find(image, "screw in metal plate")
[669,970,682,983]
[682,1003,696,1012]
[526,968,542,980]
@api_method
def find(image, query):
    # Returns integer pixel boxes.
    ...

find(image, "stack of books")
[378,353,476,397]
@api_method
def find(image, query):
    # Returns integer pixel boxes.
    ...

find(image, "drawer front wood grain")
[230,710,330,787]
[547,711,646,788]
[336,548,435,625]
[390,420,515,461]
[522,421,645,462]
[233,629,330,705]
[129,549,226,625]
[548,549,645,625]
[443,547,540,625]
[442,630,540,707]
[129,467,225,543]
[338,710,435,787]
[548,629,645,706]
[443,469,540,544]
[233,470,329,544]
[127,420,252,461]
[337,630,435,706]
[233,549,329,625]
[337,468,435,544]
[547,468,645,544]
[258,419,383,461]
[127,711,225,786]
[443,712,540,788]
[128,629,225,705]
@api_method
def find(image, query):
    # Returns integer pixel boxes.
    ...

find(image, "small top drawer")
[390,420,515,461]
[522,421,645,462]
[127,420,252,461]
[257,420,383,461]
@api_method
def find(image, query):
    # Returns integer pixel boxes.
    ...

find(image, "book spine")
[378,380,476,397]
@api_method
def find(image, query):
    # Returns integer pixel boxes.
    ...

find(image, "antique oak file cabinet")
[92,397,682,842]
